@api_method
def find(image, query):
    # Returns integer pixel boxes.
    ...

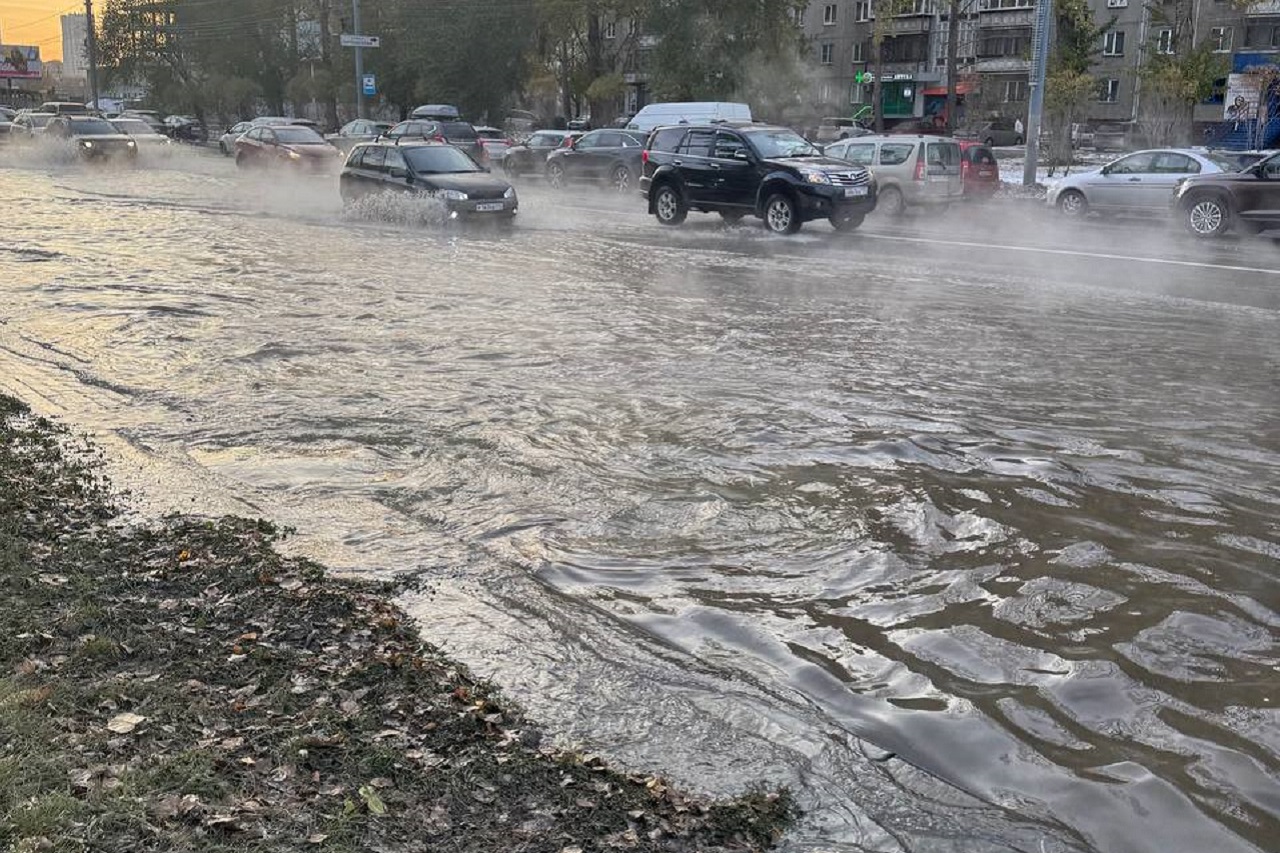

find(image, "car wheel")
[219,141,228,156]
[546,161,566,189]
[1057,189,1088,217]
[653,184,687,226]
[830,212,865,232]
[611,164,632,193]
[763,193,801,235]
[878,186,905,217]
[1184,195,1231,237]
[719,211,746,225]
[235,151,249,168]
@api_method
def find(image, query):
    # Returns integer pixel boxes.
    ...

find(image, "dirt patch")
[0,394,794,852]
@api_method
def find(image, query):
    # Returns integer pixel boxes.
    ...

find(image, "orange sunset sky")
[0,0,77,61]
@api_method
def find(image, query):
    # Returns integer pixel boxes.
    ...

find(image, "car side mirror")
[389,167,408,178]
[1100,164,1112,176]
[733,149,751,161]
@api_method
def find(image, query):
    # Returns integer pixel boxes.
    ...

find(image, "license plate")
[475,202,504,212]
[843,186,868,197]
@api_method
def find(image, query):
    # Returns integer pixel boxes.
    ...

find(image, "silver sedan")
[1047,149,1242,217]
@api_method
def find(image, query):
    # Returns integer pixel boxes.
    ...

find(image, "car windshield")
[476,129,505,140]
[112,119,161,136]
[70,118,120,136]
[745,129,818,159]
[27,114,54,128]
[273,126,324,144]
[402,146,481,174]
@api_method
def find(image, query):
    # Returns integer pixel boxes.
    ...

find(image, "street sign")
[340,34,381,48]
[362,74,376,96]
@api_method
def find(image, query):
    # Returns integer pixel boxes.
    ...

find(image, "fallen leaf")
[307,834,329,844]
[358,784,387,816]
[106,712,146,734]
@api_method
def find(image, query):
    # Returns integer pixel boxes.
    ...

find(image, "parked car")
[234,123,340,170]
[122,110,167,133]
[566,117,592,131]
[544,128,647,192]
[410,104,462,121]
[109,117,172,148]
[1092,123,1130,152]
[816,117,873,144]
[887,119,947,136]
[0,106,14,121]
[1071,123,1094,149]
[956,118,1024,147]
[626,101,752,134]
[956,141,1000,197]
[1174,150,1280,237]
[821,135,964,215]
[473,126,514,164]
[10,111,55,139]
[1209,149,1275,171]
[164,115,208,143]
[504,109,538,139]
[640,123,876,234]
[326,119,393,154]
[1047,149,1239,218]
[501,130,583,178]
[45,115,138,161]
[339,141,517,221]
[382,119,482,161]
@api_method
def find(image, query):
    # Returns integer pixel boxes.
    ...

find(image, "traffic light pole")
[352,0,365,119]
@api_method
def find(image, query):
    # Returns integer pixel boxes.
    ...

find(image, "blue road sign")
[362,74,376,96]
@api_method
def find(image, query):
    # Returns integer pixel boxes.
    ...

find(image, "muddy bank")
[0,394,793,852]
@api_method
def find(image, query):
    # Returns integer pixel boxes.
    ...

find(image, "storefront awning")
[922,83,973,96]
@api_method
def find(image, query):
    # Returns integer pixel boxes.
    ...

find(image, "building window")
[852,41,865,63]
[856,2,871,22]
[820,83,833,103]
[851,82,866,104]
[979,27,1032,58]
[1103,30,1125,56]
[1244,22,1280,49]
[1211,26,1232,52]
[1005,80,1027,102]
[824,3,838,25]
[604,21,616,39]
[1156,28,1174,55]
[821,43,835,65]
[1099,78,1120,103]
[979,0,1032,9]
[793,7,805,25]
[629,19,640,35]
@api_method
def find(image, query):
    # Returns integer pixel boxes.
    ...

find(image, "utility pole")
[352,0,364,119]
[1022,0,1052,186]
[944,0,961,134]
[84,0,100,111]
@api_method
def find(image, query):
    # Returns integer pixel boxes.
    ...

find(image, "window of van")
[926,142,960,167]
[840,143,876,165]
[879,143,914,165]
[650,127,687,152]
[679,130,715,157]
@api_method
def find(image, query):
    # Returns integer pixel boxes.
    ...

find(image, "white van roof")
[627,102,751,132]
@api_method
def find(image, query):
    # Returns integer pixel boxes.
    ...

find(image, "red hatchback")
[957,141,1000,197]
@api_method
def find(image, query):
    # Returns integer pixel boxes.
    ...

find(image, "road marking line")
[857,232,1280,276]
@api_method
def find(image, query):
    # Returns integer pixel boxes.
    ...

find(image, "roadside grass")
[0,394,795,852]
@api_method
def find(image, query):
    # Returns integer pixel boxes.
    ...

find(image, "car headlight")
[801,170,831,185]
[286,149,302,160]
[126,140,136,148]
[81,140,94,148]
[503,186,515,199]
[440,189,468,201]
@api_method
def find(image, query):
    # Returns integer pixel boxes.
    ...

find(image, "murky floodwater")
[2,150,1277,853]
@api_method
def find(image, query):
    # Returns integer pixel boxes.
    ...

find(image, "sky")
[0,0,78,61]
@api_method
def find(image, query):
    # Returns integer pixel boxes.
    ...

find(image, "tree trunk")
[873,40,885,132]
[944,0,960,133]
[318,0,339,129]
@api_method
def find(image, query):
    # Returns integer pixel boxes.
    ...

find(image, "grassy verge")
[0,394,794,852]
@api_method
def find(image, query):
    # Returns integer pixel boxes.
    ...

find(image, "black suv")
[640,123,876,234]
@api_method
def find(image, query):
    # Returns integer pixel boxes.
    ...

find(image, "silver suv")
[822,135,964,215]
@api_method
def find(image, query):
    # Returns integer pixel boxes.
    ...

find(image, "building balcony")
[977,10,1034,28]
[890,17,933,34]
[1245,0,1280,14]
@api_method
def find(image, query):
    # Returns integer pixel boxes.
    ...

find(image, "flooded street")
[1,151,1277,853]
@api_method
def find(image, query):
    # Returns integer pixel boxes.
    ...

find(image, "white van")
[626,102,751,134]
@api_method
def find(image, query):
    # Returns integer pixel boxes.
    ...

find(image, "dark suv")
[1174,151,1280,237]
[640,123,876,234]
